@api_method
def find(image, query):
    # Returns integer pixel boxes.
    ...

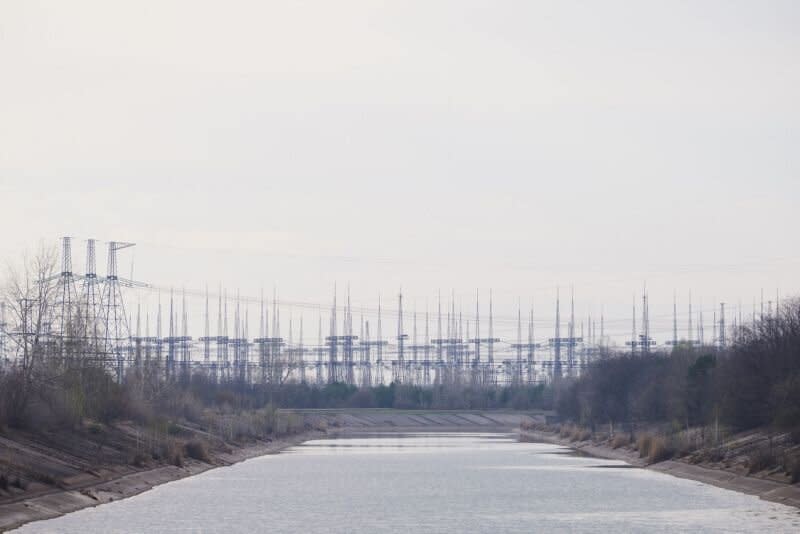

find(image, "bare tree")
[2,244,58,407]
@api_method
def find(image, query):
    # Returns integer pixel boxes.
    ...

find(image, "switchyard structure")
[0,237,781,388]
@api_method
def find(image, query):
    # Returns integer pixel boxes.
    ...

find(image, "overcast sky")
[1,1,798,341]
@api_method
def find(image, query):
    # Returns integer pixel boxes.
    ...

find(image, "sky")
[1,1,798,342]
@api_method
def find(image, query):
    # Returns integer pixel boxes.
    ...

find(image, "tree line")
[555,298,800,437]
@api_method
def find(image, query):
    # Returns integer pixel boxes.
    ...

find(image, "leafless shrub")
[519,420,536,431]
[637,434,653,458]
[647,436,674,463]
[748,447,777,474]
[185,440,211,463]
[611,434,629,449]
[131,452,149,468]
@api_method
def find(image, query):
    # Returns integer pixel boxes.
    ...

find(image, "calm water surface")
[15,433,800,533]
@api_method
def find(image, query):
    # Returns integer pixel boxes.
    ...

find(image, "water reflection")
[15,432,800,533]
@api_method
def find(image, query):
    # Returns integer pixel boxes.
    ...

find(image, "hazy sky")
[1,1,798,341]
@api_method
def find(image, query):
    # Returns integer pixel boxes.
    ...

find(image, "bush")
[0,473,8,491]
[157,441,185,467]
[788,457,800,484]
[520,420,536,431]
[12,476,26,490]
[635,434,673,462]
[568,427,591,442]
[313,419,328,432]
[637,434,653,458]
[708,447,726,463]
[748,447,776,474]
[647,436,674,463]
[611,434,629,449]
[185,440,211,463]
[131,452,149,468]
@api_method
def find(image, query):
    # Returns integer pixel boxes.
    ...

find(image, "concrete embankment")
[297,409,548,433]
[519,429,800,510]
[0,430,320,532]
[0,410,545,531]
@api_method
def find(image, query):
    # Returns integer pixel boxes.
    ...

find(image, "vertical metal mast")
[673,291,678,348]
[181,288,189,379]
[712,307,717,348]
[631,295,637,355]
[167,288,175,380]
[688,291,693,346]
[738,302,743,345]
[568,288,575,373]
[82,239,102,366]
[642,289,649,355]
[156,291,163,369]
[527,303,534,384]
[101,241,134,382]
[516,301,522,385]
[243,304,250,383]
[436,291,442,384]
[299,314,304,383]
[474,290,480,365]
[317,313,323,385]
[600,305,605,346]
[204,286,210,364]
[53,236,78,362]
[134,302,142,367]
[412,303,418,385]
[698,297,704,345]
[328,285,337,384]
[424,303,430,385]
[554,288,562,377]
[223,289,229,380]
[488,289,494,367]
[216,287,223,379]
[376,294,383,385]
[457,304,463,383]
[346,286,353,385]
[397,289,404,383]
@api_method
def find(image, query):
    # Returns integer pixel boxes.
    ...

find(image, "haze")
[1,1,798,339]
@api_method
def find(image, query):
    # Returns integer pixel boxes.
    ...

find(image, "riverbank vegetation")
[0,248,549,498]
[551,298,800,481]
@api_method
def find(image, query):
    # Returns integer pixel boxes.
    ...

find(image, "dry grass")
[157,440,184,467]
[611,434,629,449]
[636,433,674,463]
[748,447,776,474]
[637,434,653,458]
[313,419,328,432]
[648,436,674,463]
[785,455,800,483]
[520,420,536,431]
[185,440,211,463]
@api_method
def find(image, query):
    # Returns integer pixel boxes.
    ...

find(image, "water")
[15,433,800,533]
